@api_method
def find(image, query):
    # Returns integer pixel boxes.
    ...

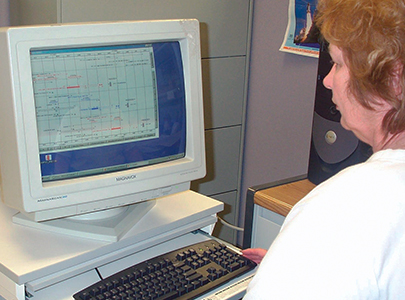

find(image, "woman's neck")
[377,131,405,152]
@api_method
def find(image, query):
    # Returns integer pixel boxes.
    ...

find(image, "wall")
[0,0,9,26]
[240,0,318,231]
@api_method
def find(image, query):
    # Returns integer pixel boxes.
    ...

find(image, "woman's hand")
[242,248,268,264]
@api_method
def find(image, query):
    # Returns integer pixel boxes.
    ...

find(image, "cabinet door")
[191,126,241,195]
[60,0,250,59]
[202,57,246,129]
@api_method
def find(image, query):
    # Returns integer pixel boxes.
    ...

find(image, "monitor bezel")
[1,20,205,215]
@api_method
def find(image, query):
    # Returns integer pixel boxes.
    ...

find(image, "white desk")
[0,190,255,300]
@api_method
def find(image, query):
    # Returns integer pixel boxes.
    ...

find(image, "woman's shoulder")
[312,149,405,193]
[288,149,405,223]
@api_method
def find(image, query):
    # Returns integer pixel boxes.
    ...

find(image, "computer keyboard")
[73,238,257,300]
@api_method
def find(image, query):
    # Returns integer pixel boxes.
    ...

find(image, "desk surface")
[0,190,223,288]
[253,179,316,217]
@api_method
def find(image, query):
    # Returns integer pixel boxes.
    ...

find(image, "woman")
[243,0,405,298]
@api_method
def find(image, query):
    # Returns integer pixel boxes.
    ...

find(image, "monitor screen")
[0,20,205,241]
[33,42,186,182]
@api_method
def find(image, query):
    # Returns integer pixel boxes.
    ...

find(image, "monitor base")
[12,200,156,243]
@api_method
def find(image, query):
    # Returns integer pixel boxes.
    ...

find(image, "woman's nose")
[323,65,334,90]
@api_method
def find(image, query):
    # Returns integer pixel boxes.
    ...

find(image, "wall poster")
[280,0,319,58]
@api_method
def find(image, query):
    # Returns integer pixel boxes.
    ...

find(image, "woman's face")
[323,44,381,145]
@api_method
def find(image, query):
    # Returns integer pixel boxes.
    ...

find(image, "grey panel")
[211,191,237,244]
[191,126,241,195]
[60,0,250,59]
[10,0,58,25]
[240,0,318,230]
[202,57,246,129]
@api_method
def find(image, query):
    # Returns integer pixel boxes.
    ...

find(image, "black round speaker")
[307,41,372,185]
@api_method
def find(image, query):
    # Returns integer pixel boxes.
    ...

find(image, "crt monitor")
[0,19,206,241]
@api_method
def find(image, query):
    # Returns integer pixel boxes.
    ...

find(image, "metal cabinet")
[11,0,253,244]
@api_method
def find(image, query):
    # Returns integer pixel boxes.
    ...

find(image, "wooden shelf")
[254,179,316,217]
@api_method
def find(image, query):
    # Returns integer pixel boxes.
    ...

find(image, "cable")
[217,216,244,232]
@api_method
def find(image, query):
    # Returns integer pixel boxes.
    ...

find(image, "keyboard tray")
[73,238,256,300]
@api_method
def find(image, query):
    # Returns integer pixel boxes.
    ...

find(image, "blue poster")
[280,0,319,58]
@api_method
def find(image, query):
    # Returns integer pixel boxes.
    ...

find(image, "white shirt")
[244,149,405,299]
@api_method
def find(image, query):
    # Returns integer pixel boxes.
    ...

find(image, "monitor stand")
[12,200,156,243]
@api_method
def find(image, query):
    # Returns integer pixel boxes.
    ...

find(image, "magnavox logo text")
[115,174,137,182]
